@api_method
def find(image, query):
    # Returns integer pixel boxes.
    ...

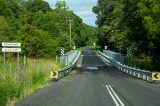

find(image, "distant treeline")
[0,0,97,57]
[93,0,160,70]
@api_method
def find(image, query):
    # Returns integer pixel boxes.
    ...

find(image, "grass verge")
[0,57,60,106]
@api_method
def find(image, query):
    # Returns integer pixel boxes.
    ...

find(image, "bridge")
[16,47,160,106]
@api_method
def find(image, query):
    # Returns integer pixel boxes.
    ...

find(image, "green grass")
[127,57,160,71]
[0,56,60,106]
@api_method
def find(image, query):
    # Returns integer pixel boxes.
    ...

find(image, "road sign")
[2,48,21,52]
[61,48,64,56]
[2,42,21,47]
[50,71,58,79]
[127,48,132,56]
[152,72,160,80]
[105,46,108,50]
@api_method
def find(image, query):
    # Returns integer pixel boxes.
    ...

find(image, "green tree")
[19,24,57,57]
[93,0,160,70]
[0,16,17,42]
[25,0,51,13]
[55,1,68,10]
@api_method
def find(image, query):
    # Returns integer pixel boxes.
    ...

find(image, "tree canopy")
[93,0,160,70]
[0,0,96,57]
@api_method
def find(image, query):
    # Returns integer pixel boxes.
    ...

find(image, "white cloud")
[44,0,97,26]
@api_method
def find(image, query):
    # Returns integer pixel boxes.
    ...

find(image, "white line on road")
[109,85,125,106]
[106,85,125,106]
[106,85,119,106]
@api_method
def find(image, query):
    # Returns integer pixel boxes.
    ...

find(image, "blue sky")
[44,0,98,27]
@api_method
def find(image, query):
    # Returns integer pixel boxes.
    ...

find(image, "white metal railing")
[99,51,152,82]
[52,51,81,80]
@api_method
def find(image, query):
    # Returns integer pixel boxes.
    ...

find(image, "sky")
[44,0,98,27]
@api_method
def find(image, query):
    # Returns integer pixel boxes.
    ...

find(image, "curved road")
[16,48,160,106]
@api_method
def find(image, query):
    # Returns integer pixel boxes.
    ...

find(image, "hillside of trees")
[93,0,160,71]
[0,0,97,57]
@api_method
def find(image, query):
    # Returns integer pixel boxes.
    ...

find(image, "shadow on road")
[76,65,131,80]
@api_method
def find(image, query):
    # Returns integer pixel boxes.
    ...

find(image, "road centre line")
[106,85,119,106]
[109,85,125,106]
[106,85,125,106]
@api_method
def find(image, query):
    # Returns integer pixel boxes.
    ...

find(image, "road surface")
[16,48,160,106]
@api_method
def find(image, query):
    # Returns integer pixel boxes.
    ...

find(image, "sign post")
[1,42,21,73]
[17,52,20,73]
[4,51,6,65]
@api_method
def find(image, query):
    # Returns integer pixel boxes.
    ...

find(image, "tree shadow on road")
[76,65,133,80]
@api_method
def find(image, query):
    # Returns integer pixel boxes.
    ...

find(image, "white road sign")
[105,46,108,50]
[2,48,21,52]
[2,42,21,47]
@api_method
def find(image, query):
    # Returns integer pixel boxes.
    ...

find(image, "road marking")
[109,85,125,106]
[106,85,119,106]
[106,85,125,106]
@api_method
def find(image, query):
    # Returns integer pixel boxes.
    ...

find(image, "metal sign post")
[17,52,20,73]
[4,49,6,65]
[1,42,21,74]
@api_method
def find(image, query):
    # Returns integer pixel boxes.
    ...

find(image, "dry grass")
[0,56,60,106]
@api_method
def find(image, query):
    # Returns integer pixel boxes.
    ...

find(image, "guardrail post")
[133,72,136,77]
[129,71,132,75]
[123,69,125,72]
[137,73,141,78]
[126,70,129,74]
[143,75,147,80]
[146,76,153,82]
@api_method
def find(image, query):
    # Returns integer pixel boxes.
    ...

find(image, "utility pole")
[67,18,73,48]
[57,13,73,48]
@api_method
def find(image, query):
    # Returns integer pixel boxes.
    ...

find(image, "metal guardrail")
[60,50,78,65]
[99,51,153,82]
[51,51,81,80]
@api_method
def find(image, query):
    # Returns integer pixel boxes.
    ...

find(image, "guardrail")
[51,51,81,80]
[60,50,78,65]
[99,51,153,82]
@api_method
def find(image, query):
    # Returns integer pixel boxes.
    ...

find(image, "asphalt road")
[16,48,160,106]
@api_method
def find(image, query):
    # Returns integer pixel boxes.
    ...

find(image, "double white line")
[106,85,125,106]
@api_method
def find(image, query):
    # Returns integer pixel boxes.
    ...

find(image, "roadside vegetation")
[0,0,96,106]
[0,0,97,57]
[0,0,97,105]
[93,0,160,71]
[0,56,61,106]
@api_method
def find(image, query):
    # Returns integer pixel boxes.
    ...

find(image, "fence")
[99,51,152,82]
[52,50,81,80]
[60,50,78,65]
[103,50,125,64]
